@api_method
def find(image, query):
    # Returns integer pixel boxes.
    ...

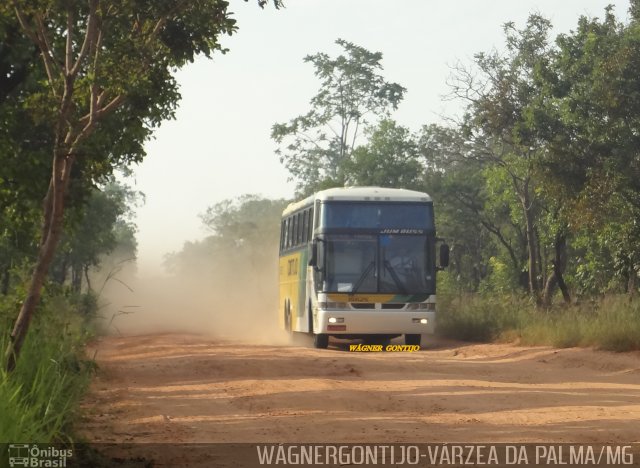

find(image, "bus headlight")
[328,317,344,324]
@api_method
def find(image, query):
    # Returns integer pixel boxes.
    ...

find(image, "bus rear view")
[278,187,448,349]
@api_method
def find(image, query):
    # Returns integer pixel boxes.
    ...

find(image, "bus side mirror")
[439,243,450,269]
[309,240,318,267]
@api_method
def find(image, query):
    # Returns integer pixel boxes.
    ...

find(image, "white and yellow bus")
[279,186,449,349]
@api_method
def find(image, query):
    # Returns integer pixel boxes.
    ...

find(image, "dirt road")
[78,333,640,465]
[80,333,640,442]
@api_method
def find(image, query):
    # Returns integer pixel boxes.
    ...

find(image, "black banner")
[1,443,639,468]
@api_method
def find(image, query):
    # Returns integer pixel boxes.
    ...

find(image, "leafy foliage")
[272,39,406,195]
[165,195,288,277]
[1,0,278,371]
[272,2,640,307]
[0,288,95,442]
[51,179,141,292]
[344,119,422,189]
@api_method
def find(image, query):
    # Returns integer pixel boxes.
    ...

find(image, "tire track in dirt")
[79,333,640,445]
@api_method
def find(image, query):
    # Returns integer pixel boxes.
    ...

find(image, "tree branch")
[13,6,59,94]
[148,0,190,42]
[74,94,125,146]
[34,13,59,76]
[70,0,99,77]
[65,9,73,74]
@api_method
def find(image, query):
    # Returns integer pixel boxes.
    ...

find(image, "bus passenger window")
[297,212,303,245]
[302,211,308,243]
[286,218,293,249]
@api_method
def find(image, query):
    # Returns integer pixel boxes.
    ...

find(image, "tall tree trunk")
[535,226,545,291]
[1,265,9,295]
[543,233,570,306]
[54,254,68,284]
[71,264,81,293]
[555,261,571,304]
[521,186,539,301]
[84,264,92,293]
[629,267,637,298]
[6,2,121,372]
[5,152,73,372]
[543,271,557,306]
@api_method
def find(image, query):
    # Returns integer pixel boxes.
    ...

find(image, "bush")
[437,294,530,342]
[0,289,96,442]
[436,291,640,352]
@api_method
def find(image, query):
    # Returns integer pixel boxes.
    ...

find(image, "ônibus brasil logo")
[7,444,73,467]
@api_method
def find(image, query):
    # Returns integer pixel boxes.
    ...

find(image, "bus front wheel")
[313,333,329,349]
[405,334,421,346]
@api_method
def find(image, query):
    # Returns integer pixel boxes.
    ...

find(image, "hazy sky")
[132,0,631,275]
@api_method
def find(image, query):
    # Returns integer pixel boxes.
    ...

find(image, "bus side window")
[280,220,286,252]
[308,207,314,239]
[315,201,321,229]
[283,218,290,250]
[289,217,294,250]
[288,216,295,249]
[299,212,304,244]
[302,210,308,244]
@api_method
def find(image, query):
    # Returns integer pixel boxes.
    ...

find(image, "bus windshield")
[322,202,433,230]
[323,234,434,294]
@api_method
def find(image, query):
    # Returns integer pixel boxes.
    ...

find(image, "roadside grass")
[0,290,95,443]
[437,293,640,352]
[436,294,530,342]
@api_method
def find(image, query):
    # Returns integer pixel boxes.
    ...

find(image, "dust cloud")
[91,244,291,346]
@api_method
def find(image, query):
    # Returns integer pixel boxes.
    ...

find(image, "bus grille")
[350,303,375,309]
[349,303,407,309]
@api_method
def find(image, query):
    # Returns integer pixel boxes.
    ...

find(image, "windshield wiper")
[352,261,375,293]
[384,260,407,294]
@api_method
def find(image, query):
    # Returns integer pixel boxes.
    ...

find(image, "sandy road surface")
[79,334,640,465]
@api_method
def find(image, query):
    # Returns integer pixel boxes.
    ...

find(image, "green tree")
[0,13,36,105]
[418,124,522,293]
[165,195,288,278]
[3,0,280,372]
[343,119,422,189]
[531,3,640,296]
[272,39,405,195]
[0,9,52,293]
[52,179,140,292]
[451,15,557,301]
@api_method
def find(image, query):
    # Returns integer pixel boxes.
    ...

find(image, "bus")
[278,186,449,349]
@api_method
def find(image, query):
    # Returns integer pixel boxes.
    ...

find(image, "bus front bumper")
[316,309,436,335]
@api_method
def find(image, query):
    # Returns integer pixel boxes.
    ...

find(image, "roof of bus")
[282,186,432,216]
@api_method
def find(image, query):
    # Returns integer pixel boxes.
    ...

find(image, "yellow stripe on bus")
[326,294,396,303]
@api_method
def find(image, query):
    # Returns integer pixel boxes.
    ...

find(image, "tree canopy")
[1,0,278,371]
[272,39,406,195]
[269,2,640,305]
